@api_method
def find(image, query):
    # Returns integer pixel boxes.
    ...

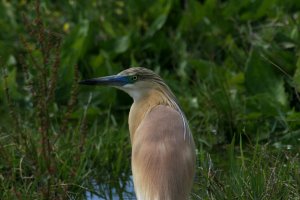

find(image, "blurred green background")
[0,0,299,199]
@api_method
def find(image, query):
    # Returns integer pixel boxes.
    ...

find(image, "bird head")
[79,67,167,101]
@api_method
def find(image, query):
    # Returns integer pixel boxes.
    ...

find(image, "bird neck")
[128,88,174,143]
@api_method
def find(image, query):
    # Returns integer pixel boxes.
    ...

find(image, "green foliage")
[0,0,299,199]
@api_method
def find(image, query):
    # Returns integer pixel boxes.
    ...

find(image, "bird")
[79,67,196,200]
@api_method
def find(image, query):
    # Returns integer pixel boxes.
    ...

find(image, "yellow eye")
[132,75,138,81]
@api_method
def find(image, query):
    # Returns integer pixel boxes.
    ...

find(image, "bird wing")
[132,105,195,200]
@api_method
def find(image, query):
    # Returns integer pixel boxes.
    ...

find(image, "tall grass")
[1,1,132,199]
[194,139,300,199]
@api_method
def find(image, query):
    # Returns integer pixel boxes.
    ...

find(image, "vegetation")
[0,0,299,199]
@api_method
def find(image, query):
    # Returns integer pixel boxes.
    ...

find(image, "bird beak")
[79,75,128,87]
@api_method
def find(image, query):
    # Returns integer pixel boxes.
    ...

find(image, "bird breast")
[130,105,196,200]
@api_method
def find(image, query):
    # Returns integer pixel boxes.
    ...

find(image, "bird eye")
[131,75,138,81]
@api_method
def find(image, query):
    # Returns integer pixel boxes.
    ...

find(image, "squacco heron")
[80,67,196,200]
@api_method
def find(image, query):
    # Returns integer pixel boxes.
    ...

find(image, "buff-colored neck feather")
[128,88,175,143]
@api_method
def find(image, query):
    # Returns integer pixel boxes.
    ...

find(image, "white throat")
[119,84,148,102]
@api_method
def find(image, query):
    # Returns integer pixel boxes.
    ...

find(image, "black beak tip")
[78,80,93,85]
[78,80,85,85]
[78,80,85,84]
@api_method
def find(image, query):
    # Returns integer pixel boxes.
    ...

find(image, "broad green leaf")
[188,58,216,81]
[294,57,300,92]
[114,35,130,53]
[146,14,167,38]
[102,20,117,37]
[241,0,278,20]
[178,0,205,33]
[61,19,91,67]
[245,49,288,107]
[141,0,171,38]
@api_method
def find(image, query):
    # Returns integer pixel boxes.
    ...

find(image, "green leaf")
[188,58,216,81]
[178,0,205,33]
[245,49,288,107]
[294,57,300,93]
[0,68,19,99]
[114,35,131,54]
[145,0,171,37]
[146,14,167,38]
